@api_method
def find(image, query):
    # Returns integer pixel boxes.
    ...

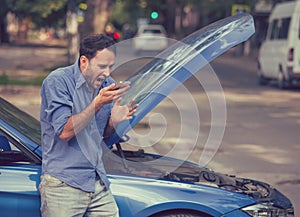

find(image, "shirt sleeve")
[95,77,115,135]
[42,72,73,136]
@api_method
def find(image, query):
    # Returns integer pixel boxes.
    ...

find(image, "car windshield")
[143,29,162,34]
[0,97,41,145]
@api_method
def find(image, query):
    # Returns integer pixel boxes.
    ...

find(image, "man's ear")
[80,55,89,71]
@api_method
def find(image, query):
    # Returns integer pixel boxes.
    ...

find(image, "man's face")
[81,48,115,90]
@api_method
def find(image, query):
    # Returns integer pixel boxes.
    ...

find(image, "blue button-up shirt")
[40,61,115,192]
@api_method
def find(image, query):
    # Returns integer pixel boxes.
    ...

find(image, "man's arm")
[59,83,122,141]
[59,99,103,141]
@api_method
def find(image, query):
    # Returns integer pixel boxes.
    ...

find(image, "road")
[0,41,299,215]
[210,54,300,215]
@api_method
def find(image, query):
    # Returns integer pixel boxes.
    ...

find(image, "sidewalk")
[0,41,68,119]
[0,40,67,81]
[213,46,258,72]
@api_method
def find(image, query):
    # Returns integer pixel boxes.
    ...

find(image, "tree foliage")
[5,0,69,29]
[110,0,294,37]
[0,0,295,43]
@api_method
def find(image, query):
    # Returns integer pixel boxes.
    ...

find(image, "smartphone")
[113,81,131,90]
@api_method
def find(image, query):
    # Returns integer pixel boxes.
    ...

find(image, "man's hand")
[94,83,129,110]
[110,98,139,128]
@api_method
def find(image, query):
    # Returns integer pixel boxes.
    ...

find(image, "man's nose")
[103,67,111,77]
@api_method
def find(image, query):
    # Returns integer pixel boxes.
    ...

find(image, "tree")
[0,1,10,43]
[64,0,115,64]
[66,0,80,63]
[79,0,115,39]
[0,0,68,43]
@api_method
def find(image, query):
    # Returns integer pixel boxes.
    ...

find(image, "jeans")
[39,174,119,217]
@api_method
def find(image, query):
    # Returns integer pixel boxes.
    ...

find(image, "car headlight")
[241,203,294,217]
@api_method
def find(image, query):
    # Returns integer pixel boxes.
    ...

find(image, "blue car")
[0,14,295,217]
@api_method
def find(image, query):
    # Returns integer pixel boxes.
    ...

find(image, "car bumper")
[133,37,168,51]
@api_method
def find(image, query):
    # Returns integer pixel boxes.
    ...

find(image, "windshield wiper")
[115,142,130,172]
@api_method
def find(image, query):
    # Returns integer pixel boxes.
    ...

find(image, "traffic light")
[113,32,121,41]
[151,11,159,19]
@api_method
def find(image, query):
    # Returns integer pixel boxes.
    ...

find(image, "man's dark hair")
[79,34,116,60]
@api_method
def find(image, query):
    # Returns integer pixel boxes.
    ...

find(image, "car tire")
[151,210,210,217]
[277,71,288,89]
[258,72,268,86]
[257,64,268,86]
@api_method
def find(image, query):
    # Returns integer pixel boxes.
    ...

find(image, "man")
[39,34,138,217]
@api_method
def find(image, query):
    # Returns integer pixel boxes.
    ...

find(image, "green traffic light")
[151,11,159,19]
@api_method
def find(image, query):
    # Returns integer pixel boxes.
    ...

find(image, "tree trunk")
[0,15,9,43]
[17,17,30,43]
[79,0,113,39]
[166,0,176,38]
[93,0,113,34]
[66,0,79,64]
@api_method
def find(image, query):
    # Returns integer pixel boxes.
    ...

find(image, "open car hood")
[104,148,294,212]
[105,13,255,148]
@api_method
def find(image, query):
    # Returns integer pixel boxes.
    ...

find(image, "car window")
[269,18,290,40]
[269,20,278,40]
[278,18,290,39]
[298,17,300,39]
[0,98,41,145]
[143,29,162,34]
[0,133,33,164]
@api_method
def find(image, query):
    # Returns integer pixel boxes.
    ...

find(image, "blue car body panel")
[109,175,256,217]
[0,164,41,217]
[0,163,256,217]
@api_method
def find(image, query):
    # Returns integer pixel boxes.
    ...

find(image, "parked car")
[132,24,168,54]
[0,14,295,217]
[257,1,300,89]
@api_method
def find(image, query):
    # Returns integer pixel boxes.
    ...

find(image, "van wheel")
[257,69,267,85]
[277,72,288,89]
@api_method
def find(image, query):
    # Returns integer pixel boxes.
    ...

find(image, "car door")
[291,4,300,75]
[259,19,278,78]
[260,18,290,78]
[0,134,41,217]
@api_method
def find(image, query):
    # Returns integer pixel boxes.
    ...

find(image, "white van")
[258,1,300,89]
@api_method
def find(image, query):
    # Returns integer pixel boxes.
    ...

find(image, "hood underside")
[103,146,293,210]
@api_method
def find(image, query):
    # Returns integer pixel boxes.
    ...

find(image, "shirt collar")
[74,59,93,92]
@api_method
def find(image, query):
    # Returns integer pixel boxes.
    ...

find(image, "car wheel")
[257,63,267,85]
[151,210,210,217]
[258,70,267,85]
[277,71,288,89]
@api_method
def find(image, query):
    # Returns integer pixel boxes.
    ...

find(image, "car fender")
[109,175,256,217]
[133,201,221,217]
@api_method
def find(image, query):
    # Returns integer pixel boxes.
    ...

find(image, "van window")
[299,18,300,39]
[269,18,291,40]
